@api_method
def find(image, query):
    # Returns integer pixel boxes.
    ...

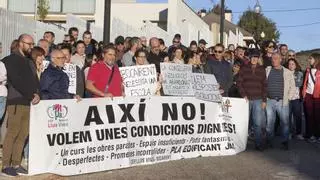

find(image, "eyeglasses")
[52,56,66,60]
[268,46,274,48]
[22,41,35,46]
[214,50,223,54]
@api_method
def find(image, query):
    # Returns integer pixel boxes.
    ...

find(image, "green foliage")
[238,10,280,43]
[37,0,49,21]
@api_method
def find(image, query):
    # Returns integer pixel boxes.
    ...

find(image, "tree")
[37,0,50,21]
[210,4,229,15]
[238,10,280,44]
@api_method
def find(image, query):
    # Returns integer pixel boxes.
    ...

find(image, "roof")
[202,12,252,37]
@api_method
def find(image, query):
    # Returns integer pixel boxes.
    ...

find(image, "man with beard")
[147,37,168,73]
[86,45,123,98]
[1,34,40,177]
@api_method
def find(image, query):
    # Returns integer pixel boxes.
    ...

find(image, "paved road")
[1,139,320,180]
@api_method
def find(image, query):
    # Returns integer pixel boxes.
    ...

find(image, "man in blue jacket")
[40,50,80,100]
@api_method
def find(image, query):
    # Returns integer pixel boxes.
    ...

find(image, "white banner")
[120,65,157,97]
[29,97,249,176]
[160,63,193,96]
[42,61,77,94]
[192,73,222,102]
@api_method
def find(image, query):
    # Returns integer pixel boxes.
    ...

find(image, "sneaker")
[14,165,28,175]
[255,145,265,152]
[308,136,317,143]
[281,141,289,151]
[2,167,18,177]
[296,134,304,140]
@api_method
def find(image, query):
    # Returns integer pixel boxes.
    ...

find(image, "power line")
[233,7,320,14]
[279,21,320,28]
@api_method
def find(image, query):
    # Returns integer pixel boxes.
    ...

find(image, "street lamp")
[254,0,261,14]
[254,0,261,48]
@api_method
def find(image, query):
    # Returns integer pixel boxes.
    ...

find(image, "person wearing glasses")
[40,49,80,100]
[167,34,187,58]
[262,40,276,68]
[1,34,40,177]
[206,43,232,97]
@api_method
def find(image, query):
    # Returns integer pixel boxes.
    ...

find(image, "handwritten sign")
[160,63,193,96]
[120,64,157,96]
[192,73,222,102]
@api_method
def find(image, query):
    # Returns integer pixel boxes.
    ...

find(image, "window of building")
[8,0,95,14]
[8,0,36,13]
[63,0,95,14]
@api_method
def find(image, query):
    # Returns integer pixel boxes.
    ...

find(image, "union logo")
[221,99,232,114]
[47,104,68,121]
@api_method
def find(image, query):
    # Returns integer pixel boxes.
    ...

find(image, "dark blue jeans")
[289,99,302,135]
[249,99,266,147]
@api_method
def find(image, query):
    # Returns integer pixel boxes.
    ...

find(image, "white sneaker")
[308,136,317,143]
[296,134,304,140]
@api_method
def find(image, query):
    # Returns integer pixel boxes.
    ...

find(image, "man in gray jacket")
[265,52,295,150]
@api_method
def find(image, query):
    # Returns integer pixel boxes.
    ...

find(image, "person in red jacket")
[86,45,123,98]
[302,53,320,143]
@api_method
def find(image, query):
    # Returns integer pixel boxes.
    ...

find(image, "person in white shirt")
[0,61,7,120]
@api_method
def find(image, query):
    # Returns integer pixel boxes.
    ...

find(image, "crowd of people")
[0,26,319,177]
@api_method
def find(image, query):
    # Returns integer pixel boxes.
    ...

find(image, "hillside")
[296,48,320,70]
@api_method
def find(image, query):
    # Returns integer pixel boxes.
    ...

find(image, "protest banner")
[42,61,77,94]
[29,97,248,176]
[192,73,222,102]
[160,63,193,96]
[120,64,157,96]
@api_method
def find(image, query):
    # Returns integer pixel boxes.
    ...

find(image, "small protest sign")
[160,63,193,96]
[120,64,157,96]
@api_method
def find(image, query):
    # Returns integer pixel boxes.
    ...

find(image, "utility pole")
[103,0,111,44]
[220,0,225,44]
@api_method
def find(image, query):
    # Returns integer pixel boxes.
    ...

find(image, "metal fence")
[0,8,35,57]
[0,8,66,58]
